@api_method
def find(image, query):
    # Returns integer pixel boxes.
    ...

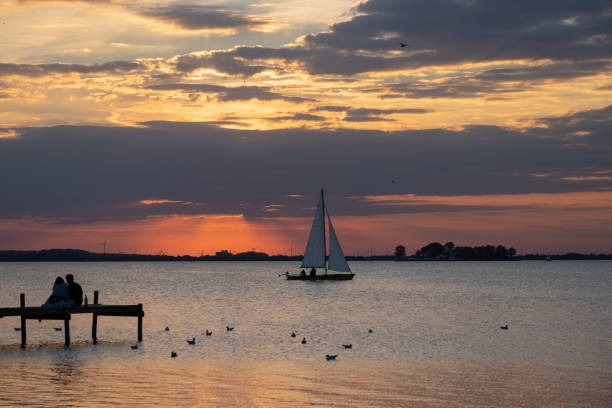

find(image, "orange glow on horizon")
[1,190,611,256]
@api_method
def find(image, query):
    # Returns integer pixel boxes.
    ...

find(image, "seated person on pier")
[300,269,306,277]
[42,277,73,308]
[310,268,316,277]
[66,274,83,306]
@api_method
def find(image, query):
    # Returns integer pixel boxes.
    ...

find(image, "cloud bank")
[1,105,610,222]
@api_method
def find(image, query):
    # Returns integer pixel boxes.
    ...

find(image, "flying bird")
[399,42,410,48]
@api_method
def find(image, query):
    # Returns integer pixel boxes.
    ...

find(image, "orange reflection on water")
[0,358,610,407]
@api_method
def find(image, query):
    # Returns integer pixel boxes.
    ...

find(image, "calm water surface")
[0,261,610,407]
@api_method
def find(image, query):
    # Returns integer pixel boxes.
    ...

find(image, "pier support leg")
[137,303,143,342]
[64,312,70,346]
[92,291,98,344]
[20,294,26,348]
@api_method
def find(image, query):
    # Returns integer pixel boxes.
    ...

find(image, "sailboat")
[286,190,355,280]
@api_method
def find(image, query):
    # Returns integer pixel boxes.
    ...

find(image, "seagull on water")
[171,351,178,358]
[291,331,296,338]
[301,337,307,344]
[343,344,352,349]
[206,330,212,336]
[326,354,338,361]
[226,326,234,331]
[131,345,138,350]
[54,327,62,331]
[165,326,170,331]
[187,337,196,345]
[500,325,508,330]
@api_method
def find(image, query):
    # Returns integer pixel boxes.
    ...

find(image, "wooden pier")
[0,291,144,347]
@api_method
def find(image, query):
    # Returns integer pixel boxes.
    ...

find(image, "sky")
[0,0,611,256]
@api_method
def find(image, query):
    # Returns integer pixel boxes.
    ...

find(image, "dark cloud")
[1,105,610,221]
[536,104,612,147]
[309,0,612,61]
[310,105,349,112]
[192,0,612,77]
[134,4,267,30]
[268,113,326,122]
[0,61,144,77]
[145,83,311,103]
[376,60,612,99]
[342,115,392,122]
[475,60,612,82]
[16,1,612,79]
[310,106,431,121]
[18,1,266,32]
[174,51,269,78]
[377,77,523,99]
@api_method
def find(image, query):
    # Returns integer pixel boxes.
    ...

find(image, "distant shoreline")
[0,249,611,262]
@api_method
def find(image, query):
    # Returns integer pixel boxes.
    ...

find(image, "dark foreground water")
[0,261,610,407]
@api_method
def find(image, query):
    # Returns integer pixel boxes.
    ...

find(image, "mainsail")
[300,191,326,268]
[327,216,351,272]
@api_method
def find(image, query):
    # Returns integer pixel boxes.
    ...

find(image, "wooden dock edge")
[0,292,144,348]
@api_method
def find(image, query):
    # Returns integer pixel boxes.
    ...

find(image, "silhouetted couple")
[42,274,83,308]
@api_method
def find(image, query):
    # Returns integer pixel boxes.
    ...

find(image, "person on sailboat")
[310,268,316,277]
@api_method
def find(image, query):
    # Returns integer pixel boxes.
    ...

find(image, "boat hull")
[286,273,355,281]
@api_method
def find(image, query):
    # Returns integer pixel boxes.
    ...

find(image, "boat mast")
[322,189,328,275]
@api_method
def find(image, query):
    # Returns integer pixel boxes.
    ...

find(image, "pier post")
[92,291,98,344]
[20,294,26,348]
[64,312,70,346]
[137,303,143,342]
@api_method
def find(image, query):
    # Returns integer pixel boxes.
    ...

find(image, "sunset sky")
[1,0,611,256]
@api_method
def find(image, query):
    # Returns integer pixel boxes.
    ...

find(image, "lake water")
[0,261,610,407]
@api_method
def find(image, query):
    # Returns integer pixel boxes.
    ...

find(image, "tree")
[394,245,406,258]
[495,245,509,259]
[421,242,444,258]
[444,242,455,254]
[475,245,496,259]
[509,247,516,258]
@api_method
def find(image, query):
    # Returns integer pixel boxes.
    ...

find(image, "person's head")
[66,274,74,283]
[55,277,65,285]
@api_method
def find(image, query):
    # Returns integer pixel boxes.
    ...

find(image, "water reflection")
[1,357,611,407]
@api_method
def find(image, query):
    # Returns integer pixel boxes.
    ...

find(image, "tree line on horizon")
[0,246,611,261]
[394,241,517,261]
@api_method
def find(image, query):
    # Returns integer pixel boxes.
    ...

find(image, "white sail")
[301,191,326,268]
[327,215,351,272]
